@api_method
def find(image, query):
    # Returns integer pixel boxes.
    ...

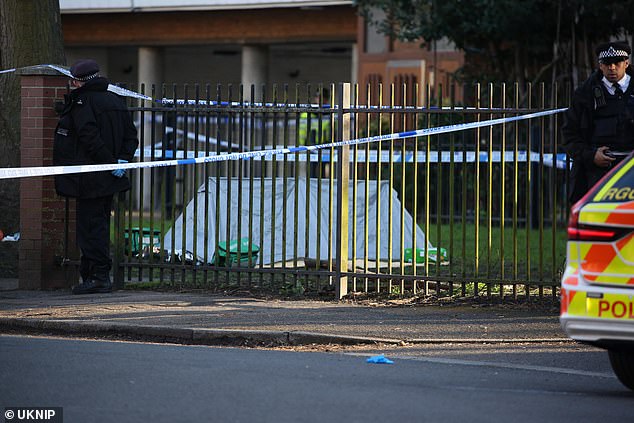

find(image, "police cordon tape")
[0,107,566,180]
[1,64,152,101]
[158,97,521,112]
[137,145,567,168]
[45,64,153,101]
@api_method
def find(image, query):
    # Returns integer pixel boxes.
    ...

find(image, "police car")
[561,153,634,390]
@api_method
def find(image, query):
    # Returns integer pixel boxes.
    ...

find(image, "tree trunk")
[0,0,65,278]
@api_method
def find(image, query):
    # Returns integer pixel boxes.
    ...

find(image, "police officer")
[562,41,634,204]
[298,88,331,177]
[298,88,331,146]
[53,59,139,294]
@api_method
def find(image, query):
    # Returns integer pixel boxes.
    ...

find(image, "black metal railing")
[110,81,568,300]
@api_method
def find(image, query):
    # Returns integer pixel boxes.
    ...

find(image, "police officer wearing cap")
[53,59,139,294]
[562,41,634,204]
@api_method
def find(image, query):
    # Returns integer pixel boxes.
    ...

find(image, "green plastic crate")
[124,227,161,256]
[213,238,260,267]
[404,247,448,264]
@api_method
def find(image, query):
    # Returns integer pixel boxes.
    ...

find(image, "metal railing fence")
[111,81,569,300]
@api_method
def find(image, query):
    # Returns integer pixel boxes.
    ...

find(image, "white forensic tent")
[164,177,431,265]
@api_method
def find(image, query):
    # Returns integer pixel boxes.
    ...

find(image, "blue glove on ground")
[112,159,127,178]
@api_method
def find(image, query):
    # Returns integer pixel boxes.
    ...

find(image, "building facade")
[60,0,463,102]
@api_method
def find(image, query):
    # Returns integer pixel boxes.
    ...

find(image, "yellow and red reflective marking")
[561,288,586,317]
[567,242,581,263]
[579,202,619,225]
[615,233,634,261]
[580,242,615,280]
[573,235,634,285]
[573,198,634,285]
[560,287,570,314]
[606,201,634,225]
[560,268,580,315]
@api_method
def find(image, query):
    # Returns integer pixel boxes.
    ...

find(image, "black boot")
[72,264,112,294]
[92,264,113,291]
[79,257,91,284]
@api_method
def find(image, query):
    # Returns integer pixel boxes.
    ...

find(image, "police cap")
[596,41,631,65]
[70,59,100,81]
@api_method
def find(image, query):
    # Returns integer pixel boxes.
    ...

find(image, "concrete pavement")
[0,289,568,347]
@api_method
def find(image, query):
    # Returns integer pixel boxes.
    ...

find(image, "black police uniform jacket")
[562,67,634,204]
[53,77,139,199]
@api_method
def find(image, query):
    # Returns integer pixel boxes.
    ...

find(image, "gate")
[112,82,569,300]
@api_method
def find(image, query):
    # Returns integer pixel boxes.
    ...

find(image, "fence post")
[19,69,78,289]
[335,83,351,299]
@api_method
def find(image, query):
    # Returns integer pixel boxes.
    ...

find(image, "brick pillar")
[19,70,78,290]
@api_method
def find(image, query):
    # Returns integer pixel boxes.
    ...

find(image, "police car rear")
[560,154,634,390]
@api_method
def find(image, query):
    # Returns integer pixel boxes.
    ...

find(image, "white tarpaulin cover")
[164,177,431,265]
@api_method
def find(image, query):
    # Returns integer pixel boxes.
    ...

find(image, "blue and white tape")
[160,97,529,112]
[1,64,152,101]
[0,107,566,180]
[138,146,567,168]
[45,65,152,101]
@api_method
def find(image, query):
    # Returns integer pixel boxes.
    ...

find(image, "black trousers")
[569,155,628,204]
[76,195,113,272]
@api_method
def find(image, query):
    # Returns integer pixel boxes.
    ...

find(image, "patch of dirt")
[340,292,560,312]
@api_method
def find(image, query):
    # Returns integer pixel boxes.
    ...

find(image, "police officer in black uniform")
[53,59,139,294]
[562,40,634,204]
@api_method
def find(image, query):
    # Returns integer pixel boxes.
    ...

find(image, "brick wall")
[19,71,77,289]
[62,7,357,45]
